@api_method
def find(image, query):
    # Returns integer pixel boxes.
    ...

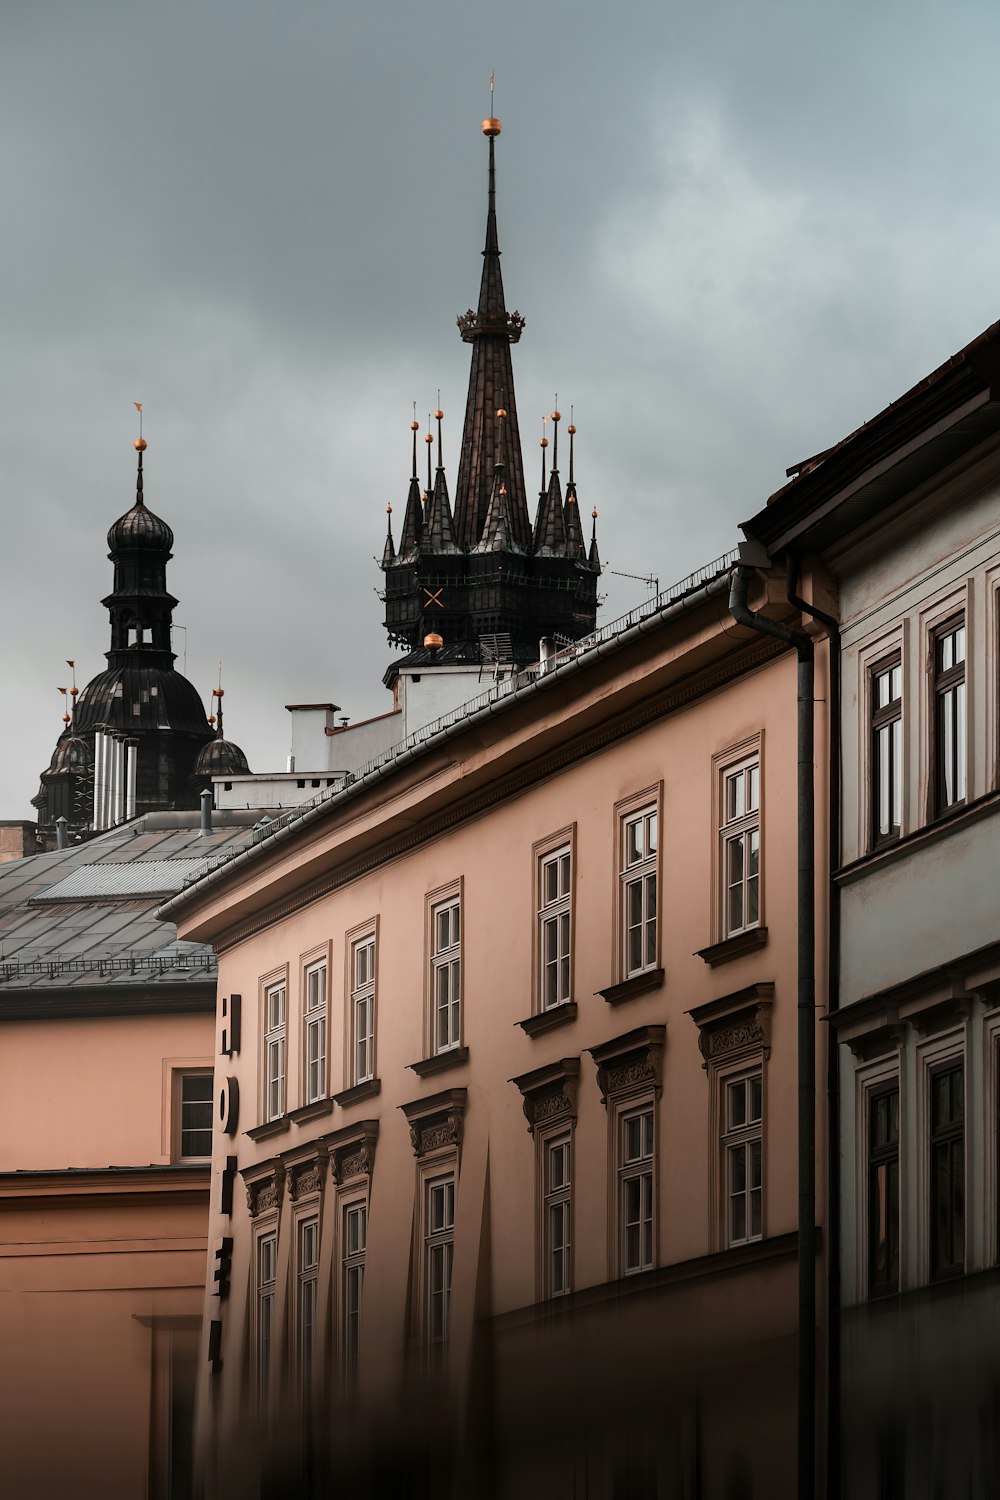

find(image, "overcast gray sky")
[3,0,999,818]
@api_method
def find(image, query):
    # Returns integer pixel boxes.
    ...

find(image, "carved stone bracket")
[510,1058,580,1134]
[587,1026,666,1108]
[241,1159,286,1219]
[688,983,774,1070]
[400,1088,467,1159]
[320,1120,380,1185]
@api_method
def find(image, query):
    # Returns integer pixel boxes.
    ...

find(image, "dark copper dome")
[192,734,251,779]
[107,500,174,555]
[46,733,93,775]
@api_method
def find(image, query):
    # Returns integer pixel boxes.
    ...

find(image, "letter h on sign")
[220,993,241,1056]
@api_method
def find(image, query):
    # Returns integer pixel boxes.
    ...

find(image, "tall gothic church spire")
[453,119,530,550]
[380,115,601,675]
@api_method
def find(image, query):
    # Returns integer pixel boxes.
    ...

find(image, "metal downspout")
[787,557,842,1500]
[729,565,817,1500]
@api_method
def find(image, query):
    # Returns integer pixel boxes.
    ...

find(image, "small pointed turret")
[424,409,459,553]
[381,503,396,566]
[589,507,601,570]
[563,418,587,559]
[398,418,424,558]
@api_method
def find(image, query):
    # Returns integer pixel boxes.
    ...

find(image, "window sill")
[696,927,768,968]
[516,1002,577,1038]
[289,1097,335,1125]
[597,968,664,1006]
[408,1046,470,1078]
[246,1116,291,1143]
[836,788,1000,886]
[333,1078,381,1109]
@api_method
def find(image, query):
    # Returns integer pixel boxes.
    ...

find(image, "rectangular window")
[177,1070,213,1161]
[342,1200,367,1379]
[431,897,461,1054]
[297,1217,319,1394]
[930,1061,964,1279]
[868,1083,899,1296]
[722,1071,763,1247]
[619,1107,654,1275]
[303,960,327,1105]
[256,1231,277,1400]
[933,615,966,814]
[721,759,760,937]
[870,653,902,845]
[539,845,572,1009]
[621,807,658,977]
[544,1135,572,1297]
[350,937,376,1086]
[425,1174,455,1349]
[264,982,286,1122]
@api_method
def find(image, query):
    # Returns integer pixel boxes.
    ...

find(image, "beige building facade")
[167,557,832,1498]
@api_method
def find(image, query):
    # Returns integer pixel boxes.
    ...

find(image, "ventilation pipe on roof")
[111,734,124,827]
[93,730,108,831]
[55,817,68,851]
[199,788,213,836]
[539,637,555,674]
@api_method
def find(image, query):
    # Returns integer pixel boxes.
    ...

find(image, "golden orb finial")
[592,508,598,519]
[134,437,147,452]
[482,117,502,138]
[567,423,577,435]
[424,631,444,651]
[424,431,433,444]
[496,406,507,419]
[551,409,561,423]
[539,437,549,448]
[434,408,444,421]
[386,502,393,514]
[410,419,420,432]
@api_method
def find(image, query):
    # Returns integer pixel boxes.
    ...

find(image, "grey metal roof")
[0,811,258,992]
[33,858,211,903]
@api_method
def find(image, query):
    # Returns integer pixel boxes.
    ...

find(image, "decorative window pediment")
[241,1158,285,1219]
[688,983,774,1069]
[510,1058,580,1134]
[320,1119,380,1184]
[587,1025,666,1107]
[280,1143,328,1203]
[400,1087,467,1158]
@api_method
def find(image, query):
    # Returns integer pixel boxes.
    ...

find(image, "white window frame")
[296,1215,319,1395]
[618,1103,654,1276]
[430,894,462,1055]
[264,980,287,1122]
[543,1131,573,1297]
[620,803,658,979]
[722,1068,763,1247]
[350,934,376,1087]
[302,957,328,1105]
[174,1067,213,1162]
[341,1197,367,1381]
[720,755,761,939]
[255,1228,278,1404]
[424,1172,455,1353]
[537,839,573,1011]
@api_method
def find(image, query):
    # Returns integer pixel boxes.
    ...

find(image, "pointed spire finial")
[435,397,444,469]
[540,416,549,492]
[550,400,560,471]
[568,408,576,484]
[211,664,225,739]
[410,404,420,479]
[58,685,71,726]
[133,403,147,507]
[425,416,434,495]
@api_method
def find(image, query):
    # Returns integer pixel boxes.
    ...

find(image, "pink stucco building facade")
[168,561,832,1497]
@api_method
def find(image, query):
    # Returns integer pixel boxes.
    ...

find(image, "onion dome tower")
[381,115,601,673]
[32,438,215,831]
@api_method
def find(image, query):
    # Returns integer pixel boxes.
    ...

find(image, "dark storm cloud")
[4,0,1000,813]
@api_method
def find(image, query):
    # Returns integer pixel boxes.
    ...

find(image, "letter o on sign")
[218,1076,239,1137]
